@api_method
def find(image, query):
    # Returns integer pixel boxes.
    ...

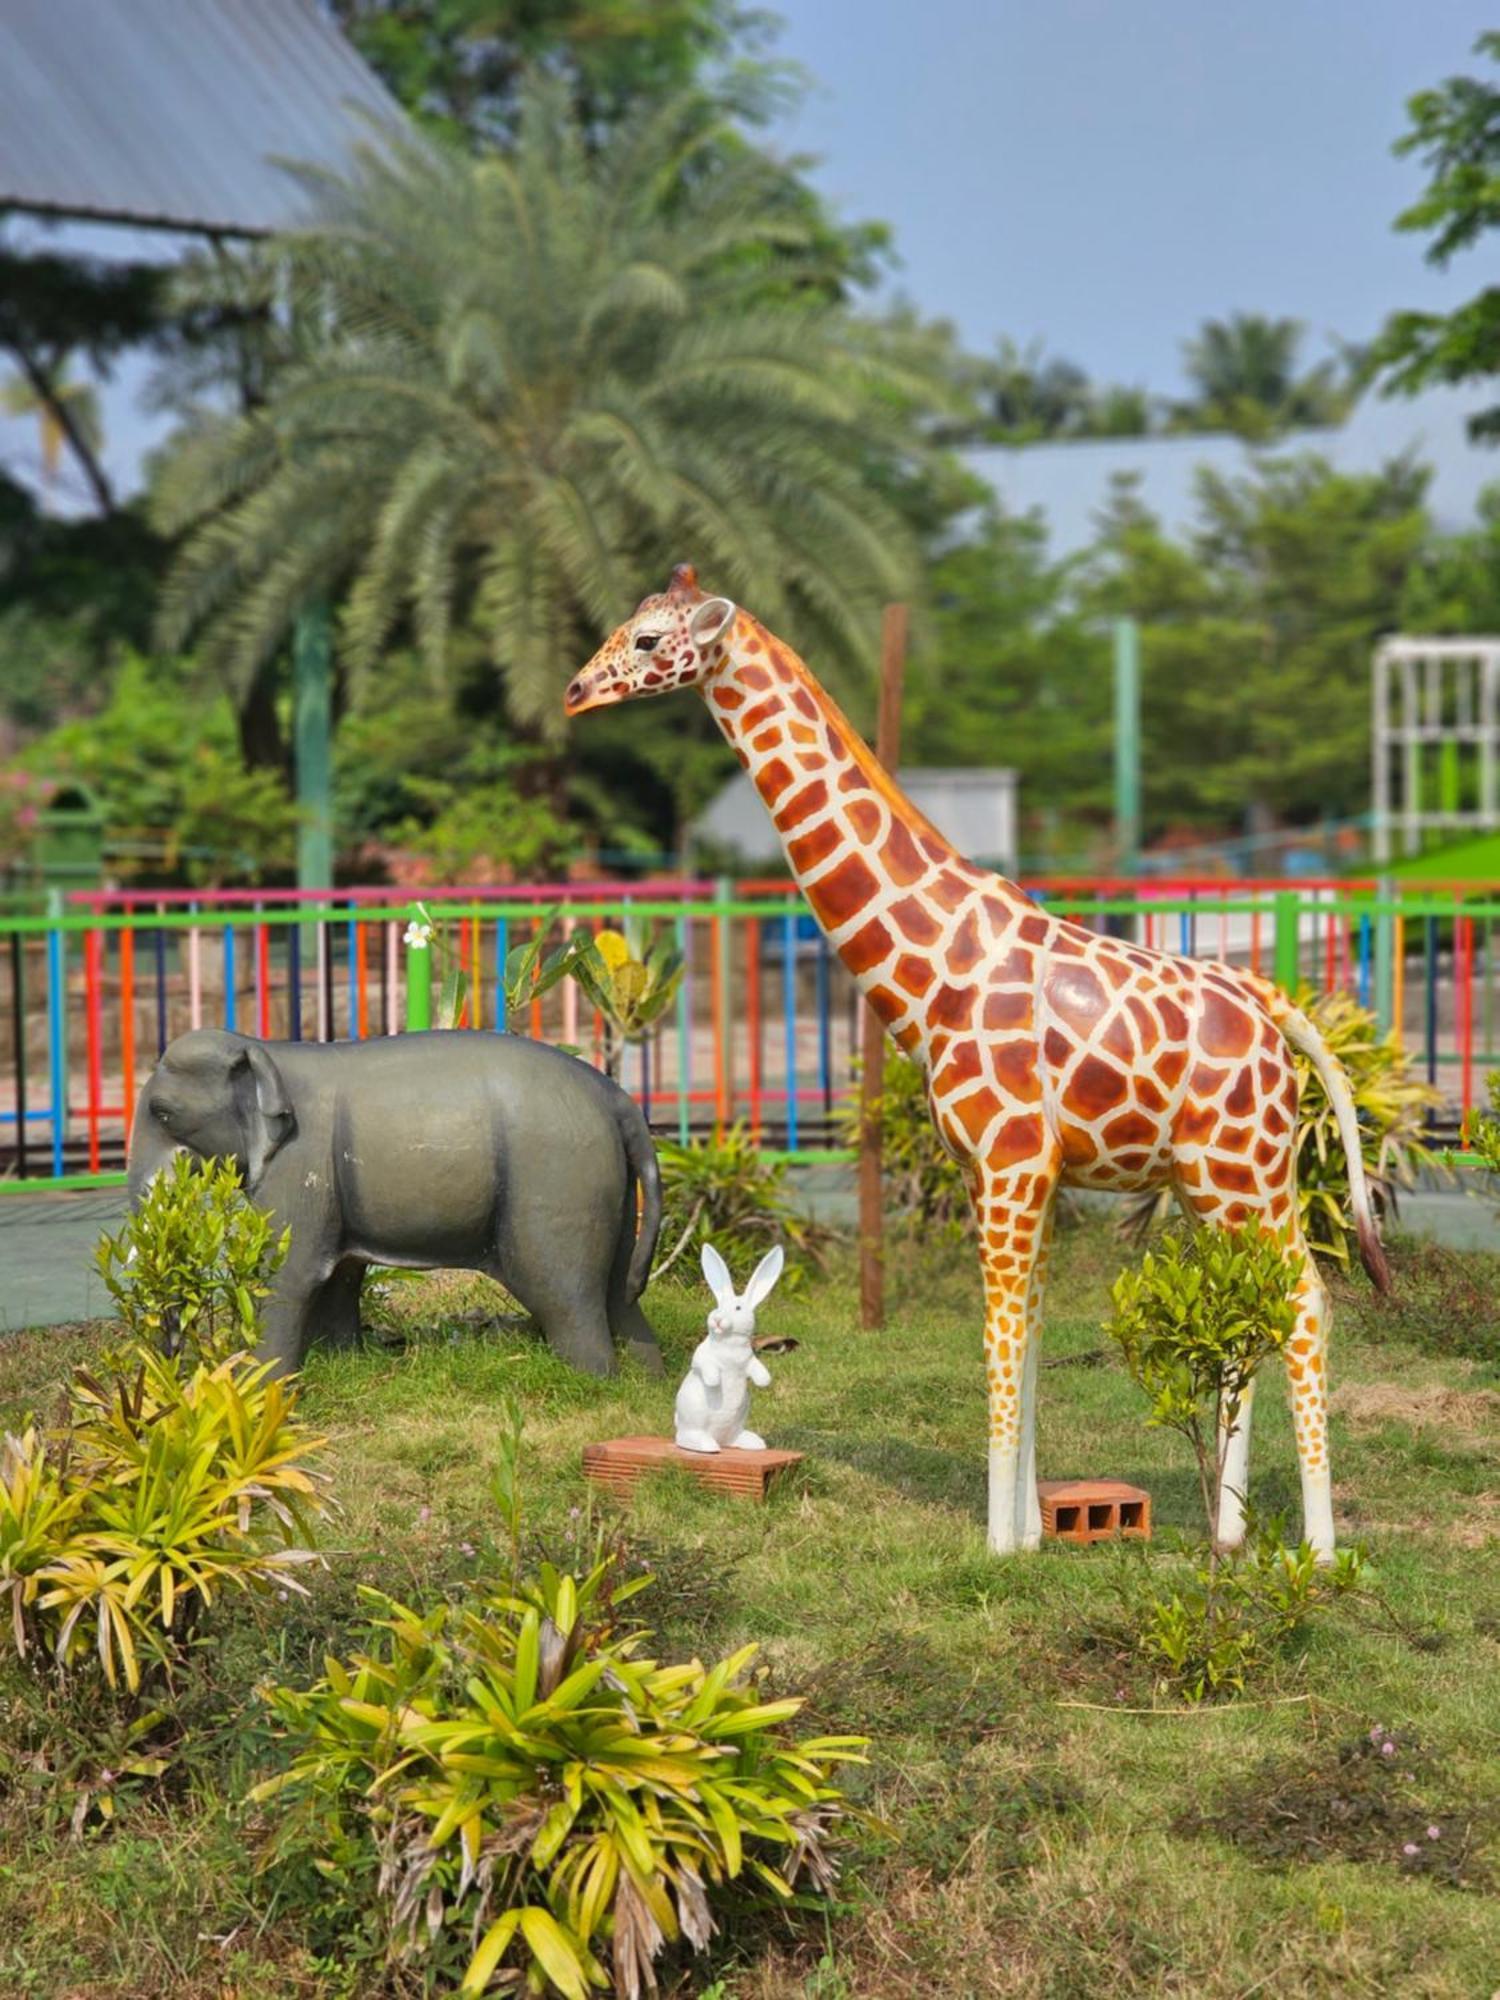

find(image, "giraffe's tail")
[1248,976,1391,1294]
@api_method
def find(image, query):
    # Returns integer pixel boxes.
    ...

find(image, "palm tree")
[1,353,105,494]
[1178,313,1355,441]
[151,86,953,733]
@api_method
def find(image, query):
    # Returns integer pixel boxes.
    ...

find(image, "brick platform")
[582,1435,804,1503]
[1037,1478,1151,1544]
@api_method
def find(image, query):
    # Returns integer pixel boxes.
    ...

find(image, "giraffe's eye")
[634,633,660,653]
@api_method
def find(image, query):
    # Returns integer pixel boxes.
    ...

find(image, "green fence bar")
[1273,891,1301,996]
[405,913,432,1031]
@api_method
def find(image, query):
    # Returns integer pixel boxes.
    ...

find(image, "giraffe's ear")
[689,597,734,649]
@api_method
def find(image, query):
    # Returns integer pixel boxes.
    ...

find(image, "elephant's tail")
[618,1100,663,1302]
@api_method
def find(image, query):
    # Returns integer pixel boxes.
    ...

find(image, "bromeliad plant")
[655,1123,830,1288]
[1289,987,1439,1265]
[1,1345,327,1692]
[252,1408,864,1999]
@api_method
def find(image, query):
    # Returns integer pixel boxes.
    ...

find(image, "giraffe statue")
[565,567,1388,1557]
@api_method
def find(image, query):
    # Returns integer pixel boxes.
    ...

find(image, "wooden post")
[859,603,908,1330]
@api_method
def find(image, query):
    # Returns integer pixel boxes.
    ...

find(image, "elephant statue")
[126,1026,664,1377]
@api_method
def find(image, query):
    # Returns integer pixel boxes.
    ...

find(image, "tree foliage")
[1373,32,1500,440]
[151,85,951,743]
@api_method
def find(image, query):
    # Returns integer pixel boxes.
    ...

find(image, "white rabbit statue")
[673,1243,784,1453]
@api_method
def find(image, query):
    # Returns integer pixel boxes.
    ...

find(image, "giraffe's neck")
[699,615,1042,1060]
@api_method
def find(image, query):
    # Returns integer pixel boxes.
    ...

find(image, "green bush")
[1136,1523,1364,1703]
[0,1344,327,1693]
[97,1152,288,1365]
[1103,1225,1364,1702]
[1465,1066,1500,1174]
[655,1123,830,1287]
[838,1051,970,1238]
[1107,1222,1300,1548]
[251,1417,865,1999]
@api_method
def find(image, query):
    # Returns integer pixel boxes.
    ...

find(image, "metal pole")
[1113,617,1141,875]
[294,602,333,894]
[859,603,907,1332]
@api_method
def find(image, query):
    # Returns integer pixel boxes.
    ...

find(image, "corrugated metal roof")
[697,768,1019,870]
[0,0,410,236]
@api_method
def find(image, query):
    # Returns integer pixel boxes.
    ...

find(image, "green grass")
[0,1217,1497,1998]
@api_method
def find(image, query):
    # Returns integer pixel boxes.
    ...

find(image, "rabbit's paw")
[675,1428,721,1454]
[729,1429,766,1450]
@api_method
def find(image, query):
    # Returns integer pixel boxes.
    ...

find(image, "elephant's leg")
[607,1179,664,1375]
[498,1257,617,1378]
[312,1259,367,1350]
[258,1248,330,1377]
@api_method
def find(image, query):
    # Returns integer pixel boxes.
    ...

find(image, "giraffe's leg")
[972,1165,1058,1557]
[1016,1189,1059,1548]
[1176,1173,1336,1561]
[1215,1370,1257,1553]
[1285,1242,1335,1562]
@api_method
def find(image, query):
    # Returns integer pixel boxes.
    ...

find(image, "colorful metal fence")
[3,879,1497,1189]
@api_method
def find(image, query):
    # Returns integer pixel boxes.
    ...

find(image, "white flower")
[404,921,433,949]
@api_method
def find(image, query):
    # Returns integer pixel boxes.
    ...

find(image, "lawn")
[0,1215,1497,1998]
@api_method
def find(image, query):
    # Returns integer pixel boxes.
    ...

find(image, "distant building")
[694,767,1019,873]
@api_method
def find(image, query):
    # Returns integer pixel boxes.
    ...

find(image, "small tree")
[1106,1223,1299,1558]
[1104,1225,1367,1703]
[98,1153,288,1364]
[568,919,685,1080]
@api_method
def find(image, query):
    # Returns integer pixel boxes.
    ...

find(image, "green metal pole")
[1273,891,1301,997]
[1113,617,1141,875]
[405,913,432,1031]
[294,602,333,894]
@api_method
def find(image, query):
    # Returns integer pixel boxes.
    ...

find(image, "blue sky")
[767,0,1500,546]
[5,2,1498,542]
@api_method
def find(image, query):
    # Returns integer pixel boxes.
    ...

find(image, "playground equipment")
[1373,636,1500,862]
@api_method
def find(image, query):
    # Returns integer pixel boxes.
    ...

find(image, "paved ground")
[0,1189,129,1332]
[1,1168,1495,1334]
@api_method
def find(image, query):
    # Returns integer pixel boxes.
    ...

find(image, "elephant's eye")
[634,633,660,652]
[152,1103,172,1124]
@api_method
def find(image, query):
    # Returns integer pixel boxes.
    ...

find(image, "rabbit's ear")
[742,1244,784,1310]
[700,1242,734,1311]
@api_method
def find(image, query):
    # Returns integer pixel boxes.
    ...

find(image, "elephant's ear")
[235,1044,294,1187]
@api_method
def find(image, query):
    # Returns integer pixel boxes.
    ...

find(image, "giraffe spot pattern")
[575,600,1338,1506]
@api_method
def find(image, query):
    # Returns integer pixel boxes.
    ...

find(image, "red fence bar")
[257,922,272,1039]
[119,928,135,1147]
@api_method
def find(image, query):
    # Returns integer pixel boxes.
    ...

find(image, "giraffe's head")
[564,564,737,717]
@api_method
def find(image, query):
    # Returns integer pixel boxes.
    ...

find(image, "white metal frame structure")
[1372,637,1500,861]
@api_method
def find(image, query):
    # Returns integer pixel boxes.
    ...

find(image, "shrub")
[1107,1223,1299,1550]
[569,918,685,1080]
[656,1123,830,1287]
[838,1051,970,1238]
[1,1345,328,1692]
[1136,1523,1364,1703]
[1105,1225,1365,1701]
[1465,1066,1500,1174]
[252,1412,865,2000]
[97,1152,288,1365]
